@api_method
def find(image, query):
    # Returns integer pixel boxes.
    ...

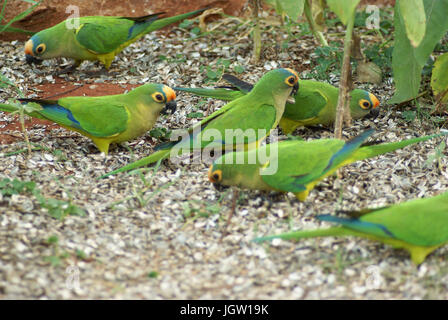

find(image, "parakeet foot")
[55,64,79,75]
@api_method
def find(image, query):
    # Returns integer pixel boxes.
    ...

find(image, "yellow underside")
[293,158,356,201]
[60,125,120,154]
[94,37,143,69]
[279,117,318,135]
[360,233,444,265]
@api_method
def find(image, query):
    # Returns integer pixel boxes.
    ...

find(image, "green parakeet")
[254,191,448,265]
[208,129,447,201]
[0,84,177,154]
[175,74,381,134]
[24,8,206,70]
[101,68,299,178]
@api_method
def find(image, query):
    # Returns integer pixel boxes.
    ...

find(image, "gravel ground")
[0,16,448,299]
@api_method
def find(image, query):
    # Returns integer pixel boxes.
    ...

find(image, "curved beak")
[212,183,229,192]
[26,54,42,65]
[369,92,380,108]
[368,108,380,118]
[287,82,299,104]
[161,100,177,115]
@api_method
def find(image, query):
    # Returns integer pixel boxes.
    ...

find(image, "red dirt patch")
[0,79,140,145]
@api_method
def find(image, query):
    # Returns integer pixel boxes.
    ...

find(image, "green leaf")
[191,26,201,35]
[46,235,59,245]
[179,19,194,29]
[76,249,87,260]
[390,0,448,104]
[186,112,204,118]
[402,110,416,122]
[234,65,245,74]
[398,0,426,47]
[326,0,360,26]
[149,127,170,139]
[44,255,61,267]
[264,0,305,21]
[431,52,448,103]
[0,25,35,34]
[206,69,218,80]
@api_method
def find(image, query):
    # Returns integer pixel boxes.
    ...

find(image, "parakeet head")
[350,90,380,119]
[129,83,177,112]
[251,68,300,104]
[209,162,238,192]
[24,32,53,64]
[208,151,263,191]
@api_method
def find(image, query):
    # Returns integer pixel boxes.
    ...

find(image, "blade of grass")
[0,0,42,33]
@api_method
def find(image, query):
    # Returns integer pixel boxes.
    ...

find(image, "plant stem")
[18,109,32,156]
[250,0,261,63]
[304,0,328,47]
[334,11,355,139]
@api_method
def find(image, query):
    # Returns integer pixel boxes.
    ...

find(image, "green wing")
[75,18,137,54]
[260,140,345,192]
[360,192,448,246]
[176,101,277,150]
[283,82,329,121]
[48,97,129,137]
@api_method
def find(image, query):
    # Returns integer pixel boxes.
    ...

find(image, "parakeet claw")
[25,54,42,65]
[161,101,177,115]
[55,64,79,75]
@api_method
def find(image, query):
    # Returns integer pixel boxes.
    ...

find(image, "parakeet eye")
[208,167,222,183]
[359,99,371,110]
[35,43,46,54]
[152,92,165,102]
[285,75,297,86]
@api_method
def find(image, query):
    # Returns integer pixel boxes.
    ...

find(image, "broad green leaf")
[326,0,360,25]
[389,0,448,104]
[264,0,305,21]
[431,52,448,103]
[414,0,448,66]
[398,0,426,47]
[311,0,326,31]
[389,4,421,103]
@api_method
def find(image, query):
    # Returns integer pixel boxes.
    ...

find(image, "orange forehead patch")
[162,86,176,102]
[369,93,380,108]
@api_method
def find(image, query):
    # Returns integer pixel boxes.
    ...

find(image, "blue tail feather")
[317,214,395,238]
[323,129,375,173]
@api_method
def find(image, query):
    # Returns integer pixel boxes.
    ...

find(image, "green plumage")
[25,9,206,69]
[209,130,448,201]
[0,83,176,154]
[254,192,448,265]
[100,68,299,178]
[175,75,381,134]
